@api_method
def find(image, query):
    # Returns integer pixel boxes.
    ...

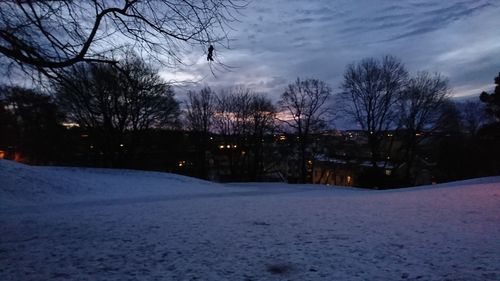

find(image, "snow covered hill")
[1,160,499,280]
[0,159,234,207]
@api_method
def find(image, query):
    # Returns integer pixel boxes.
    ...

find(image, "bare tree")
[123,57,180,132]
[397,71,449,181]
[55,58,179,166]
[210,87,277,180]
[186,87,216,134]
[213,86,253,137]
[435,100,462,134]
[340,55,408,167]
[0,0,245,78]
[212,86,253,179]
[460,100,488,135]
[278,78,332,183]
[185,87,216,178]
[399,72,449,132]
[248,94,276,180]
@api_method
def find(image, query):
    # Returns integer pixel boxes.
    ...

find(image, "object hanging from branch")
[0,0,246,78]
[207,45,214,61]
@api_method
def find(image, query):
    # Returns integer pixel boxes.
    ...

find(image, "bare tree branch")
[0,0,246,78]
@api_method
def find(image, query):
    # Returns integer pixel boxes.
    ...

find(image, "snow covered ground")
[1,160,499,281]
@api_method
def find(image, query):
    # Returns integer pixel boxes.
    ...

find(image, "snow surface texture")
[1,159,499,281]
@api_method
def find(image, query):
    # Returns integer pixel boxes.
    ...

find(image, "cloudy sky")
[164,0,500,102]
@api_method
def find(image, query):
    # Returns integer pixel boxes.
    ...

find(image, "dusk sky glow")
[165,0,500,102]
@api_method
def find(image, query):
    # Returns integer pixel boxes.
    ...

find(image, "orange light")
[14,152,23,163]
[0,150,5,159]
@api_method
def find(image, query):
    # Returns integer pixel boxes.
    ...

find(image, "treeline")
[1,55,499,187]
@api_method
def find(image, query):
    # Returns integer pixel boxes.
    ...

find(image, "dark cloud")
[174,0,500,107]
[385,1,494,41]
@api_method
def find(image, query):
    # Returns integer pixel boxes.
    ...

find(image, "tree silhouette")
[212,86,253,179]
[340,56,408,167]
[186,87,216,134]
[0,1,245,78]
[460,100,488,135]
[54,57,179,166]
[0,86,64,163]
[397,71,450,181]
[248,94,276,180]
[185,87,216,178]
[278,78,332,183]
[480,72,500,122]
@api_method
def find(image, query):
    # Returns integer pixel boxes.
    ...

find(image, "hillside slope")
[1,160,499,280]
